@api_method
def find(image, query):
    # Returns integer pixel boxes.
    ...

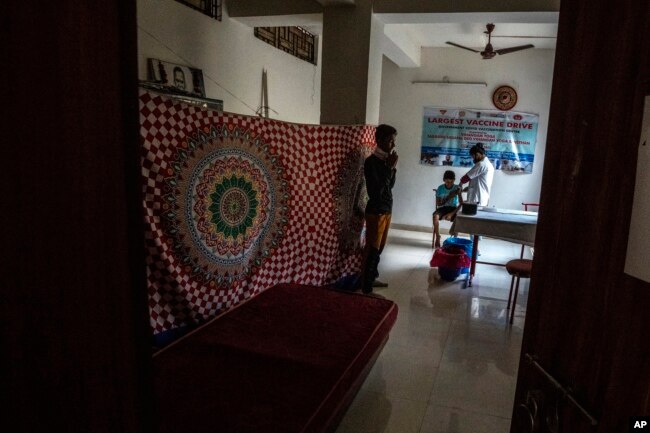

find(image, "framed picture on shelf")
[148,58,206,98]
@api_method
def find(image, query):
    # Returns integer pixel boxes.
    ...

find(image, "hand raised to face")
[387,151,399,169]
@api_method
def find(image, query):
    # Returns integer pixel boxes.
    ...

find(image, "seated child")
[433,170,463,248]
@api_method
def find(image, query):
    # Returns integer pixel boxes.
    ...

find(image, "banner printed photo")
[420,107,539,173]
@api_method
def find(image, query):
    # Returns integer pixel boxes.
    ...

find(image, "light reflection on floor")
[335,229,531,433]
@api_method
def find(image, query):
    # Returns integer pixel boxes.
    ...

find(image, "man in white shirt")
[460,143,494,206]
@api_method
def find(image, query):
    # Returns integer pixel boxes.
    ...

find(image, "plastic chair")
[506,259,533,324]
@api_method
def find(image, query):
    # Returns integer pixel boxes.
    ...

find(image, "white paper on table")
[624,96,650,283]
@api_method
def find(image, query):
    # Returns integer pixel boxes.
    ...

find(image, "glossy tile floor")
[336,229,531,433]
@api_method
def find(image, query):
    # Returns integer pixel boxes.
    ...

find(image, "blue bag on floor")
[334,273,360,291]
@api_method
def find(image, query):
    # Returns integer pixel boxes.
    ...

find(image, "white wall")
[624,96,650,283]
[137,0,322,124]
[365,14,384,124]
[379,47,555,229]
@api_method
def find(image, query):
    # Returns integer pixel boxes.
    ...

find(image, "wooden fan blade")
[495,44,535,55]
[445,41,480,53]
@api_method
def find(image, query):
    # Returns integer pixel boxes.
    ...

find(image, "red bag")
[430,246,471,269]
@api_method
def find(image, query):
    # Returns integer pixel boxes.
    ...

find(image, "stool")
[506,259,533,324]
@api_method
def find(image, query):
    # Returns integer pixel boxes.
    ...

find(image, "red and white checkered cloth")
[140,90,375,334]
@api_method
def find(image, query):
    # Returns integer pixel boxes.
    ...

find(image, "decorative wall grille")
[175,0,222,21]
[254,27,317,65]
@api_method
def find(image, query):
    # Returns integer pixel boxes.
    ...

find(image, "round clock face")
[493,85,518,111]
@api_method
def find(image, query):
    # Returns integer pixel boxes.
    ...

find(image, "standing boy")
[360,124,398,294]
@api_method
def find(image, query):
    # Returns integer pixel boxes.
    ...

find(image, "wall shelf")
[139,81,224,111]
[411,80,487,87]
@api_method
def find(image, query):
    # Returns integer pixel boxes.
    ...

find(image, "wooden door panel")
[3,2,153,432]
[512,0,650,432]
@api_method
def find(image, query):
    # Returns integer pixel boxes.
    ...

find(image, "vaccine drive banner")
[420,107,539,173]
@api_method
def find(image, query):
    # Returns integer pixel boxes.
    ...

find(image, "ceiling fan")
[446,23,535,59]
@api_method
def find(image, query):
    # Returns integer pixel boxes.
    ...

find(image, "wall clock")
[493,85,518,111]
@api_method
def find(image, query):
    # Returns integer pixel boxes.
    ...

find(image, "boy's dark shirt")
[364,154,396,215]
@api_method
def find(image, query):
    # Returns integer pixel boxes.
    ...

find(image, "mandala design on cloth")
[164,125,289,286]
[334,148,368,253]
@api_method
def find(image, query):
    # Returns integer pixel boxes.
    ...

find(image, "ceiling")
[392,22,558,50]
[378,11,558,47]
[233,11,559,68]
[378,12,558,67]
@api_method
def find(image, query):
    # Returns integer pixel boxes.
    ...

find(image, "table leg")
[468,235,479,286]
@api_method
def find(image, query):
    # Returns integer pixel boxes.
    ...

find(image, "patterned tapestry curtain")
[140,90,373,334]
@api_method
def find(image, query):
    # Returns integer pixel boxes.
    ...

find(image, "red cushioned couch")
[152,283,398,433]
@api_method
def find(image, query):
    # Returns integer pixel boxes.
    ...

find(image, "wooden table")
[452,208,538,286]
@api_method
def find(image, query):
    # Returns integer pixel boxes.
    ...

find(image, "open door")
[511,1,650,432]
